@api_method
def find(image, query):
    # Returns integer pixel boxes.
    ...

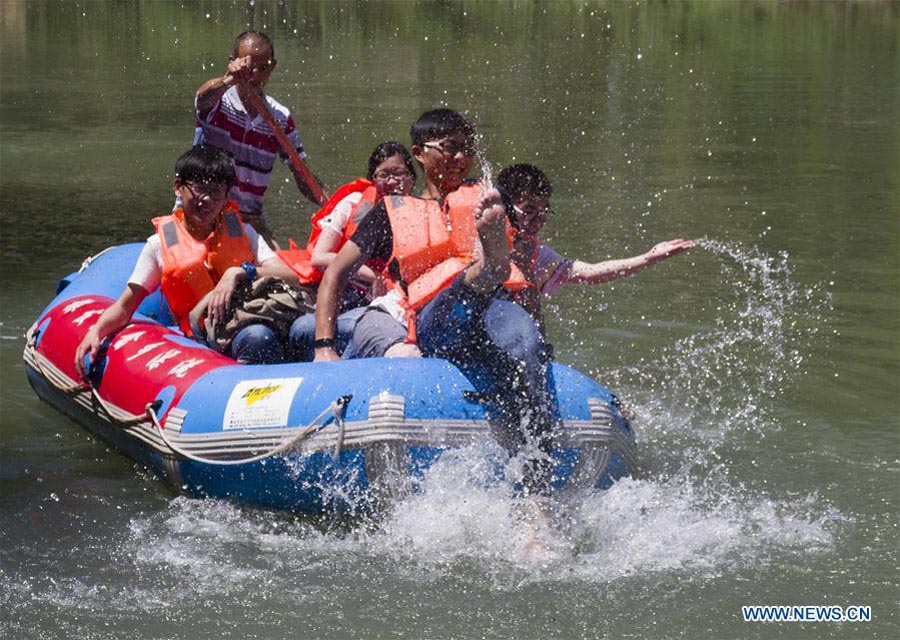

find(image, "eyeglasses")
[422,140,477,158]
[183,181,229,200]
[513,204,553,229]
[372,170,413,182]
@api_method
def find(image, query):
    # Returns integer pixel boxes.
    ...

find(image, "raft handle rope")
[144,394,353,466]
[27,338,354,465]
[79,246,116,273]
[28,340,148,426]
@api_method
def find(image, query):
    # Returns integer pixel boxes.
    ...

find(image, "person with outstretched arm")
[497,163,694,334]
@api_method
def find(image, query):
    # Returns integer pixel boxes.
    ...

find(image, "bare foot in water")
[519,498,556,563]
[466,188,511,293]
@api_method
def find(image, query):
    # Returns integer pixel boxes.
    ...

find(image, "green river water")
[1,1,898,638]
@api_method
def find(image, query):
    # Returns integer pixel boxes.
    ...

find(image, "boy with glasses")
[497,164,694,333]
[313,109,555,495]
[75,146,301,372]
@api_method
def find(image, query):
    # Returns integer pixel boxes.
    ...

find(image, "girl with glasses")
[283,142,417,360]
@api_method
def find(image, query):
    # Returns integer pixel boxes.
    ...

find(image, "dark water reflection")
[2,1,898,638]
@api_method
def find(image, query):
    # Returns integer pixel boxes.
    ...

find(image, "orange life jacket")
[153,202,255,335]
[384,183,530,314]
[277,179,379,284]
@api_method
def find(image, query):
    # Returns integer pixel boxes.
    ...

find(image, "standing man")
[187,31,325,247]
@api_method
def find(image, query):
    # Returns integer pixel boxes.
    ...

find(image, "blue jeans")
[229,323,284,364]
[288,306,366,362]
[416,274,558,494]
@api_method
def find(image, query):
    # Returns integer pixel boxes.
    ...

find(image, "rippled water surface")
[2,1,898,638]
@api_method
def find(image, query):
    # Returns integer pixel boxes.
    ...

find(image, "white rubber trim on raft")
[24,344,636,479]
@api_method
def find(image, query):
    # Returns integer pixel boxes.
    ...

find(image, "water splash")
[476,143,494,191]
[608,238,831,453]
[7,238,843,618]
[0,479,846,632]
[465,114,493,191]
[365,441,843,587]
[104,239,838,593]
[101,457,842,600]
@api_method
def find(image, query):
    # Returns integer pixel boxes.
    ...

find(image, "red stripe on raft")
[35,296,233,420]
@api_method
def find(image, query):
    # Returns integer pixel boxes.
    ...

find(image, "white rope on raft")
[29,349,148,426]
[28,341,351,466]
[144,396,350,466]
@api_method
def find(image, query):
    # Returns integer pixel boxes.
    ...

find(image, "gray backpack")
[188,276,316,353]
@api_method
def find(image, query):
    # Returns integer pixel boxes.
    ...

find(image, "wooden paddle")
[240,85,328,205]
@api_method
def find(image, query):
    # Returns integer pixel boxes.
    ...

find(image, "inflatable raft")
[23,244,636,514]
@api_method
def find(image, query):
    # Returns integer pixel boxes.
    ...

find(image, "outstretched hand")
[646,238,695,263]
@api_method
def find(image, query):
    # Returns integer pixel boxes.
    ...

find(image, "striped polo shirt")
[191,86,306,216]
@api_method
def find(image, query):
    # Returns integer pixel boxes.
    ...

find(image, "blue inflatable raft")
[23,244,636,514]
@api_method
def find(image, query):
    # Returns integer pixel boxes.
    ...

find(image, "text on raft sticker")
[223,377,304,430]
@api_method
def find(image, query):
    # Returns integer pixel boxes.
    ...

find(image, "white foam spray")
[71,239,842,601]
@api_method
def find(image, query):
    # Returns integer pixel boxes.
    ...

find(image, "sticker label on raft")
[223,377,303,429]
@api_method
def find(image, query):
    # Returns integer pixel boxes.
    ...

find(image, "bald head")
[232,31,274,60]
[229,31,277,91]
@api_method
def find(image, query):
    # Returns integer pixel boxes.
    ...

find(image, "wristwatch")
[240,261,257,282]
[313,338,336,349]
